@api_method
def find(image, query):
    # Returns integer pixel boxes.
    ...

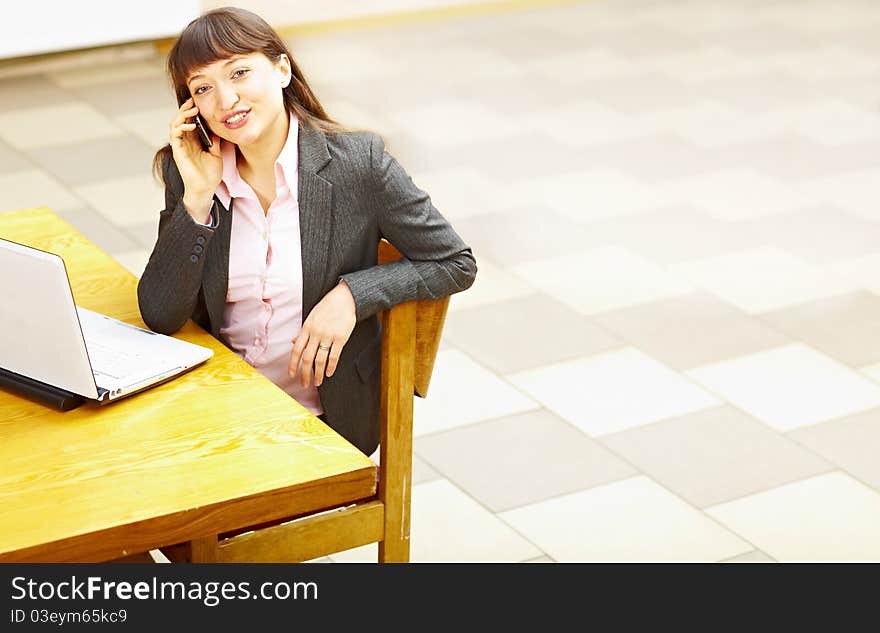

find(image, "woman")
[138,7,476,455]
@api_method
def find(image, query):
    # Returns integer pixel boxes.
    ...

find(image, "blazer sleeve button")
[193,244,204,254]
[190,254,199,263]
[196,236,206,245]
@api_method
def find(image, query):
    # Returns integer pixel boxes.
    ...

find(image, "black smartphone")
[193,114,213,150]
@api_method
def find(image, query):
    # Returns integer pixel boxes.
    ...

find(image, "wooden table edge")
[0,465,377,562]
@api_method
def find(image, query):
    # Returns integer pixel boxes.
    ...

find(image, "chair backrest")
[377,240,449,397]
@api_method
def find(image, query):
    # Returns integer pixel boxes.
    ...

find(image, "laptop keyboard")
[77,309,186,386]
[85,340,157,381]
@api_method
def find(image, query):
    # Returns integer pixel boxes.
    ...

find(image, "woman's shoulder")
[320,128,395,178]
[324,128,382,157]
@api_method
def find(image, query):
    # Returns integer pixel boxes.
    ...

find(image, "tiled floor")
[4,0,880,561]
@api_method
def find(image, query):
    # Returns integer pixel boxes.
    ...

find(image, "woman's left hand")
[289,281,357,387]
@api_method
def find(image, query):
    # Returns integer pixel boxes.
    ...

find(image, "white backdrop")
[0,0,199,59]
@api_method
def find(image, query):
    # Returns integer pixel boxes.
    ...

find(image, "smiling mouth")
[223,110,251,128]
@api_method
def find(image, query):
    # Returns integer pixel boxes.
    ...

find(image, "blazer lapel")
[298,124,333,317]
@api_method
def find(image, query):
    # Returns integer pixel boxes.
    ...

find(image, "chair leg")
[378,300,417,563]
[188,536,219,563]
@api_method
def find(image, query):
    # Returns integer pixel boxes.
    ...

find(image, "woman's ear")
[277,53,292,88]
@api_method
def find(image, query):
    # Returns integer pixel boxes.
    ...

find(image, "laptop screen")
[0,239,99,399]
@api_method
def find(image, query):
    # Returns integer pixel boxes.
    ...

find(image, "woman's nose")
[217,84,240,111]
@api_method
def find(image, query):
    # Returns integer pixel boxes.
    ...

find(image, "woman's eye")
[193,85,209,95]
[232,69,249,79]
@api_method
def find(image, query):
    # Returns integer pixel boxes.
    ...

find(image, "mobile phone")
[193,114,213,150]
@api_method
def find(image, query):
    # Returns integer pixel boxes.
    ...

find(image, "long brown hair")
[152,7,342,183]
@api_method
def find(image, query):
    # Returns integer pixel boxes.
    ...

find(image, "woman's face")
[186,52,290,149]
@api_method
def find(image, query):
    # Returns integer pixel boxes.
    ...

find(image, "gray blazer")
[137,124,476,455]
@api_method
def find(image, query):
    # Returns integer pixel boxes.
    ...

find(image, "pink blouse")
[214,117,322,415]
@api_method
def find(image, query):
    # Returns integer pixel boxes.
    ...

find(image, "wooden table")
[0,207,377,562]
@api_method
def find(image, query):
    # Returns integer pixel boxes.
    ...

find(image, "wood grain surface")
[0,207,376,562]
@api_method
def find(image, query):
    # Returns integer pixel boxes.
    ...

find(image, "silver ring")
[318,343,331,351]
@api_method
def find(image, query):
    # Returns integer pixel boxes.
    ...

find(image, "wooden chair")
[161,240,448,563]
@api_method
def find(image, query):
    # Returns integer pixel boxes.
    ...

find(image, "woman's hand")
[289,281,357,388]
[169,97,223,222]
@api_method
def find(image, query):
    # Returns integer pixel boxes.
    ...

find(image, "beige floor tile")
[594,292,789,371]
[862,362,880,385]
[111,249,151,279]
[113,108,174,151]
[667,169,811,221]
[401,46,523,82]
[455,207,598,267]
[73,175,164,228]
[760,292,880,368]
[0,76,78,111]
[416,409,636,512]
[123,220,160,250]
[0,140,32,174]
[670,248,856,315]
[645,47,761,82]
[292,42,402,84]
[641,6,758,33]
[501,476,752,562]
[411,454,442,486]
[412,350,539,437]
[789,408,880,492]
[739,207,880,266]
[509,348,719,436]
[391,102,518,147]
[831,253,880,295]
[0,169,83,214]
[48,60,165,88]
[525,49,639,84]
[527,100,652,147]
[503,169,677,223]
[586,71,699,116]
[409,166,507,220]
[706,472,880,561]
[641,102,783,148]
[603,406,832,508]
[750,133,880,183]
[70,75,175,118]
[25,136,157,187]
[806,168,880,222]
[513,247,693,316]
[687,344,880,431]
[446,258,533,313]
[0,103,125,150]
[582,207,756,265]
[579,134,716,183]
[322,99,398,140]
[444,294,621,374]
[762,4,880,33]
[696,71,821,113]
[329,479,543,562]
[768,46,880,80]
[788,101,880,145]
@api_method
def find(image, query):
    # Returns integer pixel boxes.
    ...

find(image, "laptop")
[0,238,213,408]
